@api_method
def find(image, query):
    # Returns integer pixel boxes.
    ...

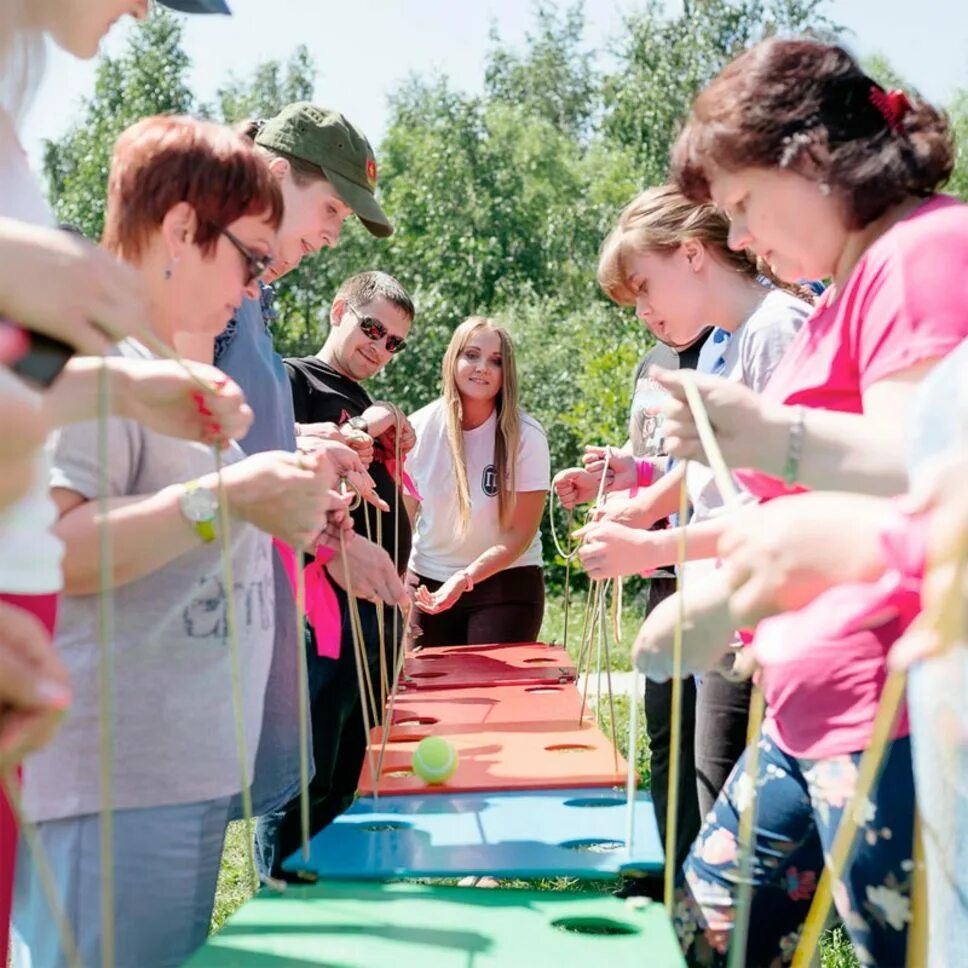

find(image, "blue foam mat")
[283,787,663,880]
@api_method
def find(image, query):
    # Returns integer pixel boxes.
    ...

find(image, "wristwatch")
[179,480,218,543]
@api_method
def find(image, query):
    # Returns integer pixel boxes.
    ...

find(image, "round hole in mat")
[551,917,640,937]
[525,686,562,694]
[358,821,413,833]
[383,768,414,778]
[563,797,625,809]
[560,839,625,853]
[394,716,440,727]
[522,657,556,664]
[545,743,595,753]
[410,671,446,679]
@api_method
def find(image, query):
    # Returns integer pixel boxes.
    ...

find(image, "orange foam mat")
[385,683,589,736]
[402,642,575,691]
[358,720,630,796]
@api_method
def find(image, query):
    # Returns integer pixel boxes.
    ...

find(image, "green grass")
[539,581,642,671]
[209,591,858,966]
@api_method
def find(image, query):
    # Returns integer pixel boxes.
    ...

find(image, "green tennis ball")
[412,736,458,785]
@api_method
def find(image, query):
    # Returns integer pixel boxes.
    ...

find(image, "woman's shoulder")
[410,398,445,432]
[518,410,548,438]
[746,288,813,332]
[867,195,968,274]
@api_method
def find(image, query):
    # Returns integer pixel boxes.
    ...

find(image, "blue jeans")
[12,797,231,968]
[675,732,915,967]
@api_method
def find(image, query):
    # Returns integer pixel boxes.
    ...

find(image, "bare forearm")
[464,536,532,586]
[771,407,908,495]
[41,357,131,428]
[645,517,728,570]
[57,486,203,595]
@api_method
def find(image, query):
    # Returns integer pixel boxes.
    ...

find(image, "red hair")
[102,115,284,259]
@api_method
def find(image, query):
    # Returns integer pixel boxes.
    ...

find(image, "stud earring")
[164,258,178,280]
[818,182,832,197]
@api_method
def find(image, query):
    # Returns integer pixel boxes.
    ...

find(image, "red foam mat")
[358,720,630,796]
[402,642,575,691]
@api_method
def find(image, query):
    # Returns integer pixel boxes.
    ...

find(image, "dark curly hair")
[671,37,955,229]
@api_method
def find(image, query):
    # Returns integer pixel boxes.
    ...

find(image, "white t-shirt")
[0,108,63,593]
[687,288,811,524]
[407,399,550,581]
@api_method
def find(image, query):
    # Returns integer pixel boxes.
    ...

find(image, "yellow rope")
[97,359,116,968]
[214,449,259,896]
[791,670,907,967]
[663,473,690,915]
[1,772,81,968]
[337,522,378,793]
[293,546,311,864]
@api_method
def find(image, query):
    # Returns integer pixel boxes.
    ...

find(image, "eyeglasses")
[221,228,273,287]
[346,304,407,354]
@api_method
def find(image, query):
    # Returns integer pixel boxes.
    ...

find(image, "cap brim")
[323,169,394,239]
[157,0,231,14]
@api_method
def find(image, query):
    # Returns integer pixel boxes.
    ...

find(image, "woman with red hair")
[12,115,341,968]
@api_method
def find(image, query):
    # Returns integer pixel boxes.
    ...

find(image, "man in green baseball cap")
[255,103,393,238]
[201,102,406,883]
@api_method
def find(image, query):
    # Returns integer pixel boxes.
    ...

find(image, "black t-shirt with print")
[284,356,411,573]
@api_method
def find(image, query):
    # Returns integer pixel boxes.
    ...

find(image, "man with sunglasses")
[249,270,416,879]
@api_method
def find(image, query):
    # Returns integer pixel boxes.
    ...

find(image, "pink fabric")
[382,454,422,502]
[0,592,58,967]
[744,195,968,758]
[273,540,341,659]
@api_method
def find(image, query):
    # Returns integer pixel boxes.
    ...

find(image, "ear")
[681,238,705,273]
[160,202,198,261]
[330,297,347,327]
[267,155,292,182]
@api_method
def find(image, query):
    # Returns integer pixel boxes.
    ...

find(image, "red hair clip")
[869,86,912,133]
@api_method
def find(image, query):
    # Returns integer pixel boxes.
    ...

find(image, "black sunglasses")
[221,227,273,286]
[346,304,407,354]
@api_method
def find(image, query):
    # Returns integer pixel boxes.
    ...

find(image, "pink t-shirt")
[743,194,968,759]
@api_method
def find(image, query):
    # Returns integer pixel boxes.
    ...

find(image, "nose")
[133,0,150,20]
[634,295,653,321]
[243,279,261,301]
[727,216,752,252]
[322,221,343,249]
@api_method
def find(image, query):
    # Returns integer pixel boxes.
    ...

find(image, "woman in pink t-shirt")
[632,37,968,966]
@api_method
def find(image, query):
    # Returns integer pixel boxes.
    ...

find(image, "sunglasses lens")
[361,318,384,341]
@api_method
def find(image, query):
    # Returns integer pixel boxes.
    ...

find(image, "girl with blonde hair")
[406,317,550,646]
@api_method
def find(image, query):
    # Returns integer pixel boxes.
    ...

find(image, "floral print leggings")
[674,731,915,967]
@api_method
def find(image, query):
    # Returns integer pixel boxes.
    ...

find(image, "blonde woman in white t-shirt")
[405,317,551,647]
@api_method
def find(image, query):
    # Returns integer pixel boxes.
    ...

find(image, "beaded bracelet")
[783,405,806,487]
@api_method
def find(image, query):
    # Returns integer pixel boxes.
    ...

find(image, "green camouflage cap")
[255,103,393,238]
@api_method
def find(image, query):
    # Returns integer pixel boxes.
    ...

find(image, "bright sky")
[22,0,968,170]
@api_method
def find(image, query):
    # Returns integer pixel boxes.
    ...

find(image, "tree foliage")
[43,11,194,240]
[41,1,965,579]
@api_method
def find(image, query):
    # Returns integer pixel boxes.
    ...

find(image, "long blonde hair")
[441,316,521,534]
[597,183,811,305]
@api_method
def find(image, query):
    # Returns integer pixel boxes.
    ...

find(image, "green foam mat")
[189,880,685,967]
